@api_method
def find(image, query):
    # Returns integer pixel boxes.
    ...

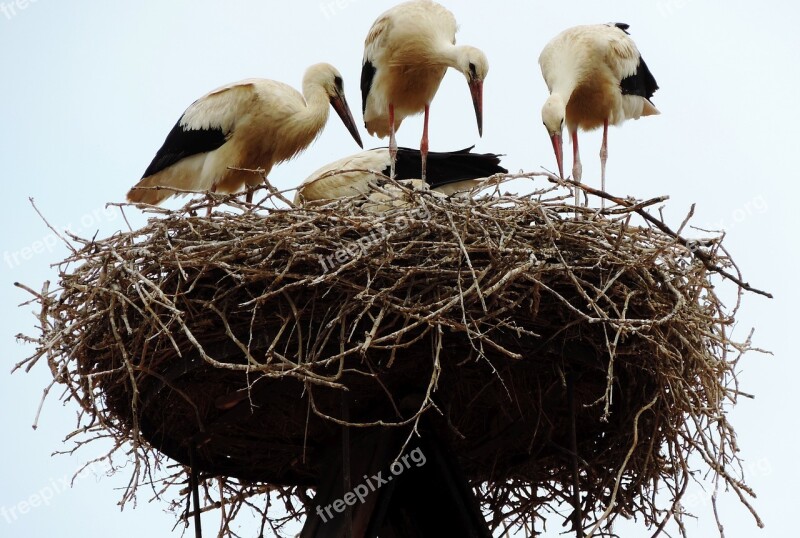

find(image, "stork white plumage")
[294,146,506,204]
[127,63,363,207]
[539,23,659,207]
[361,0,488,180]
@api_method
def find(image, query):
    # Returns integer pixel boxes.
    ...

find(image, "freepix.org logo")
[318,205,432,274]
[1,0,39,20]
[315,446,427,523]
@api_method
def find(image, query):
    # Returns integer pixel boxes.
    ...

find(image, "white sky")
[1,1,798,536]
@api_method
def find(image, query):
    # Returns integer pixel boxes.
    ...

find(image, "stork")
[127,63,363,208]
[539,23,659,207]
[294,146,506,204]
[361,0,488,180]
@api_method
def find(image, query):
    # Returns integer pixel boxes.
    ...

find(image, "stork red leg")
[600,119,609,209]
[420,104,430,181]
[571,130,583,207]
[388,104,397,179]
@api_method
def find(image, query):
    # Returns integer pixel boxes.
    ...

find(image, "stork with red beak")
[127,63,363,207]
[361,0,488,180]
[539,23,659,207]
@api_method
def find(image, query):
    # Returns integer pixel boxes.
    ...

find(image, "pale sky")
[2,1,798,537]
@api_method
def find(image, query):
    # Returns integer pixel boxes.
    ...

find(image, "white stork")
[127,63,363,207]
[294,146,506,204]
[539,23,659,206]
[361,0,489,180]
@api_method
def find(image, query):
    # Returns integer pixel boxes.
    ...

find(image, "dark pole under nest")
[341,392,354,537]
[567,372,584,538]
[300,402,493,538]
[188,442,203,538]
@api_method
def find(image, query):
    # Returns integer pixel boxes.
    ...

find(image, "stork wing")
[607,24,659,101]
[141,81,257,178]
[620,56,659,101]
[395,147,507,191]
[361,14,391,114]
[360,61,377,115]
[141,120,226,178]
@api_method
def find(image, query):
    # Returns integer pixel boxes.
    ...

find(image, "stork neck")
[300,83,331,132]
[548,70,579,100]
[554,78,581,103]
[440,44,470,73]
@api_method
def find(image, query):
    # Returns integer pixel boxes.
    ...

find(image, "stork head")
[541,94,566,179]
[305,63,364,148]
[453,46,489,137]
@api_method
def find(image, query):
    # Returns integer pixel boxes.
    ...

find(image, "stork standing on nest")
[127,63,363,207]
[361,0,488,180]
[294,146,506,203]
[539,23,659,207]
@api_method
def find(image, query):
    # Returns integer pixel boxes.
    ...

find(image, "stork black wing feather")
[360,60,377,115]
[386,147,507,190]
[142,117,227,179]
[614,22,631,34]
[619,56,659,101]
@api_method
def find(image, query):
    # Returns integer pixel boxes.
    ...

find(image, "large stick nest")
[17,175,766,536]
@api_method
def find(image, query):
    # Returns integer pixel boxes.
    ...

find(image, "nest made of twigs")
[17,174,766,536]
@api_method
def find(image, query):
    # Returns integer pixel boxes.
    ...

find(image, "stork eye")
[468,62,477,78]
[334,76,343,88]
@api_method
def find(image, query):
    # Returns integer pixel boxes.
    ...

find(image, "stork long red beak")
[468,78,483,137]
[550,133,564,179]
[330,91,364,148]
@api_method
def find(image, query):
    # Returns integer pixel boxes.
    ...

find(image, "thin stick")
[546,176,772,298]
[586,395,659,537]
